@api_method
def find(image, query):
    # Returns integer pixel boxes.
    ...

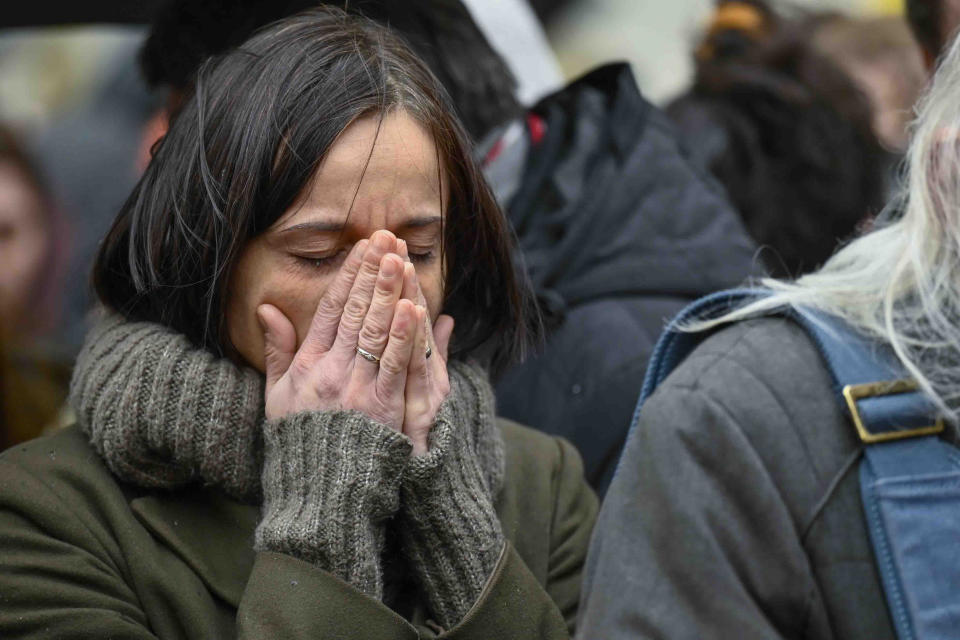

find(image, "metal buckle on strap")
[842,380,945,444]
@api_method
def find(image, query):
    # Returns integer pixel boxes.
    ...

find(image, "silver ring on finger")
[356,346,381,364]
[425,344,432,359]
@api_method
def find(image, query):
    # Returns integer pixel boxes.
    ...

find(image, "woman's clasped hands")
[256,230,453,455]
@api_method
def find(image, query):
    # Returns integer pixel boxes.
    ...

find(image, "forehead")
[278,111,447,230]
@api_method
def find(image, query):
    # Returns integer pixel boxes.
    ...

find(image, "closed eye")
[408,250,436,265]
[294,250,347,271]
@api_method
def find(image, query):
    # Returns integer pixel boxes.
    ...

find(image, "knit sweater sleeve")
[254,410,412,600]
[398,362,506,630]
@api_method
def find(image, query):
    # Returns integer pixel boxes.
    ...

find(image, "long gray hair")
[696,31,960,421]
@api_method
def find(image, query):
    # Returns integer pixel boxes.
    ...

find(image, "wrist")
[400,404,505,628]
[255,409,413,599]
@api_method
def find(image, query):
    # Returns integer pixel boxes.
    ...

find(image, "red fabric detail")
[482,137,505,166]
[527,113,546,145]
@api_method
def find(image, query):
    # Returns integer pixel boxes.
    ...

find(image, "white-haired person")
[577,23,960,640]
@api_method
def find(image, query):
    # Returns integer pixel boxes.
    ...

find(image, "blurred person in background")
[0,9,596,636]
[138,0,759,496]
[0,124,69,448]
[579,21,960,640]
[812,14,926,153]
[483,60,758,495]
[906,0,960,69]
[668,0,889,278]
[30,35,164,355]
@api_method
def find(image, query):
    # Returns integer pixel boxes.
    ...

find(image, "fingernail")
[372,230,394,250]
[354,239,369,255]
[381,256,399,278]
[397,239,409,259]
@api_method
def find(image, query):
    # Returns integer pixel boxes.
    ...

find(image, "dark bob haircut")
[94,7,537,373]
[139,0,522,142]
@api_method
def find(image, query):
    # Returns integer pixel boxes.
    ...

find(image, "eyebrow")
[279,215,443,234]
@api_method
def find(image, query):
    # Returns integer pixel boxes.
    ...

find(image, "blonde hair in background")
[691,29,960,423]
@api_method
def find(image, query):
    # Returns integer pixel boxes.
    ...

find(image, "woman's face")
[0,161,49,334]
[227,111,448,372]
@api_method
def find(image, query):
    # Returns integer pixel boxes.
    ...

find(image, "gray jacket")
[578,317,960,639]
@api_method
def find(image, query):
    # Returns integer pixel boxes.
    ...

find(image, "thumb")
[257,304,296,393]
[433,314,454,362]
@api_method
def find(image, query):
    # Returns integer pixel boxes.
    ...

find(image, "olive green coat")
[0,419,597,639]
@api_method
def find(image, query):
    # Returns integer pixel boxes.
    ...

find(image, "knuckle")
[342,297,367,324]
[389,322,411,343]
[379,355,405,377]
[315,373,339,398]
[359,321,389,347]
[315,295,342,318]
[374,277,395,297]
[361,254,382,273]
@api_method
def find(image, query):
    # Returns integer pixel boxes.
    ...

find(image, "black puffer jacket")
[492,64,761,495]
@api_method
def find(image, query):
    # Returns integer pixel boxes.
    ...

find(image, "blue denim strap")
[789,310,940,436]
[759,305,960,640]
[858,438,960,640]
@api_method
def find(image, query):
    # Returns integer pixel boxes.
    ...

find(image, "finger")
[404,305,431,409]
[400,262,418,303]
[403,306,435,454]
[400,262,443,382]
[258,304,297,395]
[354,253,404,383]
[397,238,409,261]
[433,314,455,362]
[408,261,429,308]
[376,299,418,417]
[330,230,397,362]
[399,261,431,340]
[299,239,368,360]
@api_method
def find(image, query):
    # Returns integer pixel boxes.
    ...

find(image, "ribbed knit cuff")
[399,402,505,629]
[254,410,412,599]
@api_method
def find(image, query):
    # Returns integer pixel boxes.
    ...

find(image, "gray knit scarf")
[69,314,504,504]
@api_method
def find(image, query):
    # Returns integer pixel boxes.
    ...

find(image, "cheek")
[226,249,335,372]
[264,282,326,348]
[419,263,445,321]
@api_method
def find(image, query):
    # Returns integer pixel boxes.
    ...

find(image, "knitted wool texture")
[401,360,506,628]
[69,314,265,501]
[256,409,414,597]
[70,315,506,616]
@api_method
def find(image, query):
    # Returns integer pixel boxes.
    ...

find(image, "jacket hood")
[501,64,760,311]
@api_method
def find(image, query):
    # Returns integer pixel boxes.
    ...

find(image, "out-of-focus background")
[0,0,921,446]
[547,0,906,102]
[0,1,911,134]
[0,0,910,131]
